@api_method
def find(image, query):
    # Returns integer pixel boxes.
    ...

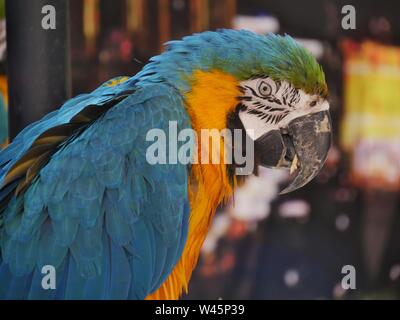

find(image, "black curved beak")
[254,110,332,194]
[280,110,332,194]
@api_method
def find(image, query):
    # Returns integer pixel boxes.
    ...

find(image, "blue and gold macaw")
[0,30,331,299]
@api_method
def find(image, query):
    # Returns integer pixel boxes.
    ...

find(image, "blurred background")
[1,0,400,299]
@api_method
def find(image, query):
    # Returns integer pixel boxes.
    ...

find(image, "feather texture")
[0,81,191,299]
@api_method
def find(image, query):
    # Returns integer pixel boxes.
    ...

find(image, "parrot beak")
[279,110,332,194]
[254,110,332,194]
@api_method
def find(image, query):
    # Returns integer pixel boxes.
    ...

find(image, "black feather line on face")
[289,88,300,106]
[237,85,246,94]
[238,95,253,101]
[248,109,265,117]
[282,94,287,105]
[244,85,261,99]
[269,107,285,112]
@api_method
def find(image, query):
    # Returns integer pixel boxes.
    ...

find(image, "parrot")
[0,29,331,300]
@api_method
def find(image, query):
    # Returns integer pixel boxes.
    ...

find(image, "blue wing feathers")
[0,81,192,299]
[128,219,154,300]
[104,189,133,246]
[37,220,69,270]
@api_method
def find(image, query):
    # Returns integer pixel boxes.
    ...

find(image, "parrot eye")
[257,81,272,97]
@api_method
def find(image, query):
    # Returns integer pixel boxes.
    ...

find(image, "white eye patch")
[238,77,329,140]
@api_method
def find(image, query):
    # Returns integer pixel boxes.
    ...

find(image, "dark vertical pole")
[6,0,71,139]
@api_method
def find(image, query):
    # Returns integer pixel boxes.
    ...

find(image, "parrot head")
[235,72,331,194]
[228,33,331,194]
[140,29,332,194]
